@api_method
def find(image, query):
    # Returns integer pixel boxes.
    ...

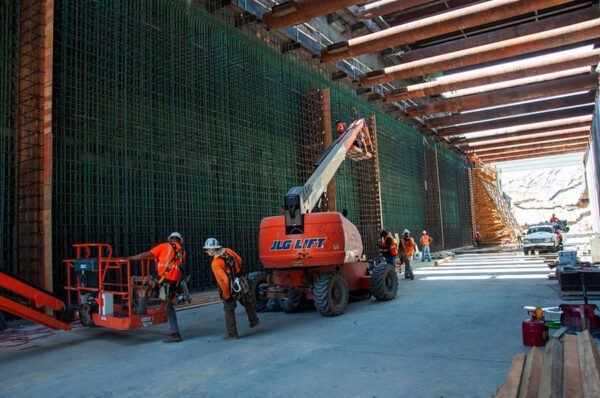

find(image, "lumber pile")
[494,330,600,397]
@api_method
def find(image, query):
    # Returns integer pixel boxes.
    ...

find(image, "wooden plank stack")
[494,331,600,397]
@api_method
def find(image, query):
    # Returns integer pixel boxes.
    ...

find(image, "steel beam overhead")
[406,73,598,117]
[322,0,572,63]
[483,145,588,160]
[357,0,434,19]
[399,7,598,63]
[361,18,600,86]
[387,49,600,102]
[263,0,364,30]
[427,92,596,128]
[456,126,591,146]
[436,105,594,137]
[477,140,588,157]
[484,147,587,162]
[464,132,590,151]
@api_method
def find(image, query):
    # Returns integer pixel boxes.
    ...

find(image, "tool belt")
[159,280,178,304]
[223,254,249,301]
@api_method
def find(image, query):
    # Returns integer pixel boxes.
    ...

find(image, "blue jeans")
[383,255,396,266]
[422,246,431,262]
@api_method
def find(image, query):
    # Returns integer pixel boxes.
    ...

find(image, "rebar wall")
[438,150,473,249]
[1,0,473,294]
[0,0,17,274]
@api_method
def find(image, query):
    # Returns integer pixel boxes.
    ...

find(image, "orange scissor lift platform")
[0,243,168,331]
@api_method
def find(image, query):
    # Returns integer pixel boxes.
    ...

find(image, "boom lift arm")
[284,118,373,233]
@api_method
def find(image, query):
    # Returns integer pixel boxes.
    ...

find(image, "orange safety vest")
[400,237,415,258]
[151,242,185,282]
[421,234,430,246]
[381,233,398,256]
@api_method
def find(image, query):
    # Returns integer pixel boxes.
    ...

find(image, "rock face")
[499,165,591,233]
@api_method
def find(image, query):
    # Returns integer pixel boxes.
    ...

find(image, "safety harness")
[222,251,249,300]
[158,242,185,285]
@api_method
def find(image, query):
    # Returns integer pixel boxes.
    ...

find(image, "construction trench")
[1,0,600,396]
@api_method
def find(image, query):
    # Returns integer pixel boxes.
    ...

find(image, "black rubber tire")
[248,272,269,312]
[312,273,349,317]
[371,263,398,301]
[281,297,301,313]
[266,298,282,312]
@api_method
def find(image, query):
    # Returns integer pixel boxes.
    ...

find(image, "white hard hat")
[422,230,427,234]
[403,229,410,234]
[203,238,222,250]
[168,232,183,243]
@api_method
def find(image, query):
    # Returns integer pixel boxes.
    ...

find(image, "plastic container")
[558,250,577,265]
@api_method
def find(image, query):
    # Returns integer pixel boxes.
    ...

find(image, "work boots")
[163,332,182,343]
[405,265,414,280]
[242,293,260,328]
[223,309,239,340]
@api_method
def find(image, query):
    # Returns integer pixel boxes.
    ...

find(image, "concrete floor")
[0,252,588,397]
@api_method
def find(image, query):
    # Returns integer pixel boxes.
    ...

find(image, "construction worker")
[554,225,563,249]
[335,120,347,137]
[129,232,186,343]
[474,231,482,249]
[399,229,415,280]
[204,238,259,340]
[550,213,559,223]
[378,228,398,267]
[420,230,432,262]
[336,119,364,151]
[468,152,481,168]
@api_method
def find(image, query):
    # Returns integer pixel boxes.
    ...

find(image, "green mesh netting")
[0,0,472,293]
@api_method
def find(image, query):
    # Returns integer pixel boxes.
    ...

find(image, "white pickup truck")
[523,224,560,255]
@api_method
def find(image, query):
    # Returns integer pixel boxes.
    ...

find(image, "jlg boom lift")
[255,118,398,316]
